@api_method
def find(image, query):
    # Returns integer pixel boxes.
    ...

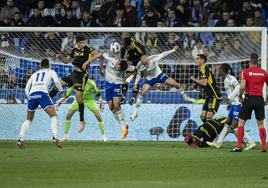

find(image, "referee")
[232,53,268,152]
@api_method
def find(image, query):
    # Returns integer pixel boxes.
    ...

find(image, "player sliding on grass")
[206,63,255,150]
[130,46,184,121]
[62,78,107,142]
[17,59,65,149]
[101,42,130,139]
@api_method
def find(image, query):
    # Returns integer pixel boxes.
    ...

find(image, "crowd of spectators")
[0,0,267,27]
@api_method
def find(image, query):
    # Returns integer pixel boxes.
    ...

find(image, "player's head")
[122,37,132,49]
[116,60,128,71]
[40,58,50,69]
[219,63,234,77]
[249,53,259,65]
[194,54,207,67]
[76,34,87,49]
[141,55,149,67]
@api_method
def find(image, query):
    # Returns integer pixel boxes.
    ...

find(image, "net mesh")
[0,29,265,141]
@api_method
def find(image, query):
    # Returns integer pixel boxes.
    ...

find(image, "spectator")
[26,8,44,26]
[142,7,159,27]
[90,0,105,15]
[61,32,76,53]
[254,8,266,26]
[215,11,230,27]
[175,0,190,26]
[162,0,178,17]
[62,0,72,9]
[227,18,236,27]
[0,67,8,88]
[0,0,20,26]
[0,33,9,47]
[99,0,117,26]
[80,0,93,12]
[51,1,65,18]
[7,94,17,104]
[7,74,17,89]
[20,67,33,88]
[60,7,80,27]
[29,0,50,17]
[191,39,204,59]
[124,0,137,26]
[237,0,254,26]
[80,9,99,27]
[244,16,254,26]
[188,0,208,27]
[183,32,197,49]
[157,19,165,27]
[112,6,130,27]
[43,32,61,56]
[10,12,24,26]
[165,8,182,27]
[71,0,82,18]
[145,32,159,50]
[164,32,182,50]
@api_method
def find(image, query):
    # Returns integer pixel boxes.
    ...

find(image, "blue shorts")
[105,82,122,101]
[145,73,168,87]
[228,104,241,121]
[27,92,53,111]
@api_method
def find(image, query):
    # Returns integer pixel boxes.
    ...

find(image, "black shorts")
[61,73,74,87]
[202,96,221,114]
[239,96,265,121]
[129,57,141,66]
[73,70,88,91]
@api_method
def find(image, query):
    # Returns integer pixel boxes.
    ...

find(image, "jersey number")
[36,72,45,82]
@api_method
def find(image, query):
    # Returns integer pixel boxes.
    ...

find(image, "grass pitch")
[0,141,268,188]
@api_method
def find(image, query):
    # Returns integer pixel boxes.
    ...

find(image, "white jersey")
[136,49,175,81]
[103,53,128,84]
[25,69,63,97]
[224,74,240,105]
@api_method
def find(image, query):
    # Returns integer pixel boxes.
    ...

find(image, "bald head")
[141,55,149,67]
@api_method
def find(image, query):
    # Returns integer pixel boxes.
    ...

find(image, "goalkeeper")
[62,78,107,142]
[185,117,227,148]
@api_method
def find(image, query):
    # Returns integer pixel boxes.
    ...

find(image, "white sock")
[116,110,127,129]
[113,111,119,122]
[51,116,58,139]
[135,94,143,109]
[244,131,254,145]
[19,120,31,141]
[216,125,229,145]
[125,74,134,83]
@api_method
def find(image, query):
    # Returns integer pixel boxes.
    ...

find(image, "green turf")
[0,141,268,188]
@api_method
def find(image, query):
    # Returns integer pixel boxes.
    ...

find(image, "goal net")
[0,27,267,141]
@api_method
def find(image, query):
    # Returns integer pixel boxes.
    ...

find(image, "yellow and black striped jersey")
[199,64,222,99]
[70,44,95,71]
[121,40,146,65]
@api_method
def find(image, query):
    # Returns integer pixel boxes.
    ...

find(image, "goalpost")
[0,27,266,141]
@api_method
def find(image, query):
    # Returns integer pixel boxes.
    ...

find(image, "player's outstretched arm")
[82,50,100,71]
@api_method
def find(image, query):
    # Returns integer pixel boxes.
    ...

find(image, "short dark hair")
[220,63,234,75]
[41,58,49,68]
[250,53,259,64]
[122,37,132,48]
[76,34,86,42]
[119,60,128,71]
[197,54,207,62]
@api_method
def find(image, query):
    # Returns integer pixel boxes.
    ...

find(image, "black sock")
[49,87,59,98]
[78,102,85,122]
[121,83,129,97]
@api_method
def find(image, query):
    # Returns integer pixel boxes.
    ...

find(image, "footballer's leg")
[63,102,77,141]
[88,101,107,142]
[113,96,128,139]
[45,106,62,148]
[131,83,151,121]
[17,111,35,149]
